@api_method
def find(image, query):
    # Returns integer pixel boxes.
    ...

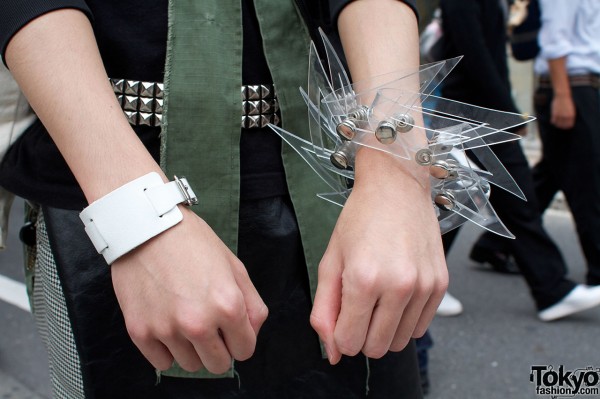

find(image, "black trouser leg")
[464,141,574,310]
[535,86,600,285]
[531,157,561,213]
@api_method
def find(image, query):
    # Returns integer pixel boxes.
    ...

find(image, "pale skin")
[6,0,448,375]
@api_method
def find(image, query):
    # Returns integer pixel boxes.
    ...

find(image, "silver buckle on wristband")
[174,175,198,206]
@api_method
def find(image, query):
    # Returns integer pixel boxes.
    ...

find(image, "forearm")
[337,0,428,186]
[5,9,163,203]
[338,0,419,83]
[548,56,572,99]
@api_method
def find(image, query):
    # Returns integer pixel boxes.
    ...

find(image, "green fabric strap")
[253,0,339,301]
[161,0,243,258]
[160,0,339,379]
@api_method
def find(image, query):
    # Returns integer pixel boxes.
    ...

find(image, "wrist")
[354,145,431,191]
[80,172,198,264]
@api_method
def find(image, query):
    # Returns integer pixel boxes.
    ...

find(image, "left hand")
[310,150,448,364]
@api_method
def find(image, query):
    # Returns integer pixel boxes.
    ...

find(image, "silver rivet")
[415,148,433,166]
[430,160,450,179]
[330,142,355,169]
[395,113,414,133]
[330,151,349,169]
[349,105,370,121]
[336,118,358,141]
[375,120,397,144]
[434,191,456,211]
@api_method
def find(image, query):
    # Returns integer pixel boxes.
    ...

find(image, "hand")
[111,208,268,374]
[550,94,576,130]
[310,151,448,364]
[515,126,528,137]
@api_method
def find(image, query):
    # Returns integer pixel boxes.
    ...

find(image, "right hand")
[551,94,576,130]
[111,207,268,374]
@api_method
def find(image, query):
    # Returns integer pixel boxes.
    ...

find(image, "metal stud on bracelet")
[415,148,434,166]
[330,141,356,170]
[394,113,415,133]
[434,190,456,211]
[429,160,459,180]
[336,106,370,141]
[375,120,397,144]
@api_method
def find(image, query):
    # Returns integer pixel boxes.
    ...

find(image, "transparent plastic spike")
[269,32,535,237]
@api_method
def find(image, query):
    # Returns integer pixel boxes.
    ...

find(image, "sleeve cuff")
[1,1,93,67]
[330,0,419,25]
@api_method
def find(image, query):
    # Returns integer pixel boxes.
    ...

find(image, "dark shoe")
[469,245,520,274]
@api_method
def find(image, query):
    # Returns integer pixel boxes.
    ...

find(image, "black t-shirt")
[0,0,417,209]
[0,0,285,208]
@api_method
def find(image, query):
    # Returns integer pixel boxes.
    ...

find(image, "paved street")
[428,207,599,399]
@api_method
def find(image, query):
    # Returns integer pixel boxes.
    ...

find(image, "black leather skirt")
[43,195,422,398]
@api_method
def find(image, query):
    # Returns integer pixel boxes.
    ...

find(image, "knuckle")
[217,303,248,329]
[335,334,361,356]
[256,304,269,322]
[126,323,153,344]
[309,313,327,335]
[412,325,428,339]
[413,279,434,298]
[350,268,381,294]
[178,359,203,373]
[180,320,210,341]
[214,290,246,319]
[248,304,268,330]
[234,345,255,362]
[390,337,410,352]
[207,359,233,375]
[437,273,450,292]
[218,303,243,324]
[230,257,249,277]
[156,359,174,371]
[389,274,418,296]
[337,343,361,356]
[363,346,387,359]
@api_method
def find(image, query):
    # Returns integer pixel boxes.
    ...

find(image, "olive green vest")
[160,0,339,378]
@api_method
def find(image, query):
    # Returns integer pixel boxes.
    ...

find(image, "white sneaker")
[436,292,463,316]
[538,285,600,321]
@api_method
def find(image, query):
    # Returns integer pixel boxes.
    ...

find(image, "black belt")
[110,79,281,128]
[538,73,600,90]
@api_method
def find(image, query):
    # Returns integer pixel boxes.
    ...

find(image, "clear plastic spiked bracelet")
[269,30,534,238]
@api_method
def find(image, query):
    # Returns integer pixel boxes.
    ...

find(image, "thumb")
[231,258,268,335]
[310,252,343,365]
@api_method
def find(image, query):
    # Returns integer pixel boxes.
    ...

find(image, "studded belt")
[110,79,281,128]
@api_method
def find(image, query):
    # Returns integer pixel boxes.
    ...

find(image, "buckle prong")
[174,175,198,206]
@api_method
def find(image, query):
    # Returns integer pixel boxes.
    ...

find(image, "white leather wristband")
[79,172,198,265]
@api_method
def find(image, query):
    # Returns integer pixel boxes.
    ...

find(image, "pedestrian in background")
[531,0,600,287]
[435,0,600,321]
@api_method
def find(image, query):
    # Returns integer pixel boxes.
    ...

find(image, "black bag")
[510,0,541,61]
